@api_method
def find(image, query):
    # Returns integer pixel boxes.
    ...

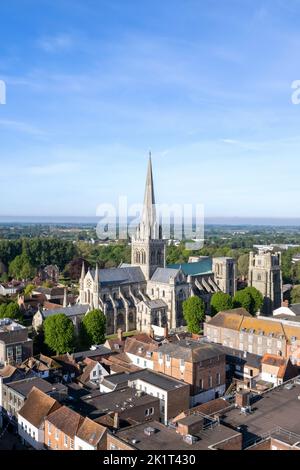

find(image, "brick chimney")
[235,390,250,408]
[113,412,119,429]
[117,328,123,342]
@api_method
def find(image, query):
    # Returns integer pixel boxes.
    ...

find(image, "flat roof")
[101,369,188,392]
[222,379,300,448]
[113,420,240,450]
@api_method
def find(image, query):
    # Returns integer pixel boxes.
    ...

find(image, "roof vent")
[144,426,156,436]
[183,434,198,445]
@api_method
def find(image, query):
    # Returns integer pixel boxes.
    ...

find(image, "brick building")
[152,339,226,405]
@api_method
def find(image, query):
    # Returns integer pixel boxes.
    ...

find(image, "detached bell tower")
[131,154,166,280]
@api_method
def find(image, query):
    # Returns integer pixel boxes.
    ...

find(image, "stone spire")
[138,153,158,240]
[94,263,99,284]
[80,261,85,280]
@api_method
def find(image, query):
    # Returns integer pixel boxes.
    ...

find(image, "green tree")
[44,314,75,355]
[233,290,253,314]
[237,254,249,279]
[183,296,205,334]
[244,286,264,314]
[81,309,106,348]
[291,286,300,304]
[210,292,233,316]
[0,302,23,321]
[24,283,35,297]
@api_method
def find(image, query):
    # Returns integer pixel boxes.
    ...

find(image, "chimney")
[235,390,250,408]
[113,412,119,429]
[164,324,168,339]
[117,328,123,342]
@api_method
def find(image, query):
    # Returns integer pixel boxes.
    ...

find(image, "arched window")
[141,250,146,264]
[117,313,124,327]
[135,250,140,264]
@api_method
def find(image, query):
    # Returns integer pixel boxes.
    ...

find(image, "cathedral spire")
[95,263,99,284]
[139,152,157,239]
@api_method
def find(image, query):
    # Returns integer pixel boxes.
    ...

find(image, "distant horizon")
[1,215,300,227]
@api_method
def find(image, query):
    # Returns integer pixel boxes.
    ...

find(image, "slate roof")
[42,304,89,318]
[7,377,58,397]
[150,267,181,284]
[290,304,300,316]
[92,266,145,286]
[157,339,224,362]
[142,299,168,309]
[168,258,213,276]
[73,346,111,361]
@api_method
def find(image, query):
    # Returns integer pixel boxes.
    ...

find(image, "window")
[162,290,165,297]
[48,439,51,448]
[55,429,59,441]
[70,439,74,450]
[216,372,221,385]
[166,355,170,363]
[136,358,140,365]
[64,434,68,447]
[110,444,117,450]
[93,370,97,377]
[144,360,147,367]
[199,378,204,389]
[159,352,163,360]
[180,359,185,368]
[150,407,154,415]
[48,423,52,434]
[209,376,213,388]
[145,408,150,416]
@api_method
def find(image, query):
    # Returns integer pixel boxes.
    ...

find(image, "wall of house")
[44,420,74,450]
[18,416,44,450]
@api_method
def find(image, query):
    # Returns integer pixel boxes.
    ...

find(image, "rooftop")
[157,339,224,362]
[168,258,213,276]
[6,377,65,397]
[112,419,240,450]
[221,378,300,448]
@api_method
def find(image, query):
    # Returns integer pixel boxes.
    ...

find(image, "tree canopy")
[233,286,263,316]
[0,302,23,321]
[182,296,205,334]
[210,292,233,316]
[44,313,75,355]
[291,285,300,304]
[80,309,106,348]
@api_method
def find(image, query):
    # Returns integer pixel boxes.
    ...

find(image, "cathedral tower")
[131,154,166,280]
[248,250,283,315]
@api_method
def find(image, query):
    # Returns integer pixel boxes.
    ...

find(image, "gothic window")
[162,290,165,297]
[141,250,146,264]
[151,251,155,264]
[117,313,125,327]
[135,251,140,264]
[128,312,134,323]
[86,279,92,289]
[257,274,262,281]
[157,250,162,265]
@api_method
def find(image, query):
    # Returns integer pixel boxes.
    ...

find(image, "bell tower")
[131,154,166,280]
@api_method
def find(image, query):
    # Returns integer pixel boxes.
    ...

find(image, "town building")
[204,307,300,365]
[107,418,242,451]
[18,387,61,450]
[152,338,226,406]
[0,318,33,366]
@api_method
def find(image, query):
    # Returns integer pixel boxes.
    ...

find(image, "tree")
[0,302,23,321]
[233,290,253,314]
[237,254,249,279]
[81,309,106,348]
[183,296,205,334]
[291,286,300,304]
[44,314,75,355]
[244,286,264,314]
[9,254,36,280]
[210,292,233,316]
[24,283,35,297]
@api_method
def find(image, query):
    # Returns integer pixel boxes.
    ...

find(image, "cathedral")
[79,156,237,335]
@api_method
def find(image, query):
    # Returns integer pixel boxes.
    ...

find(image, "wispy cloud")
[0,119,45,136]
[37,33,74,53]
[27,161,79,176]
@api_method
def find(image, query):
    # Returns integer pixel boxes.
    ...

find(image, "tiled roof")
[76,417,106,447]
[207,308,251,329]
[47,405,84,437]
[0,365,17,378]
[125,336,158,358]
[172,398,231,423]
[7,377,56,397]
[18,387,60,428]
[42,304,89,318]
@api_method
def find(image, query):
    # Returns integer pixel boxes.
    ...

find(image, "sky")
[1,0,300,218]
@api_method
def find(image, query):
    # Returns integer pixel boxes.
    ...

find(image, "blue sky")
[1,0,300,217]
